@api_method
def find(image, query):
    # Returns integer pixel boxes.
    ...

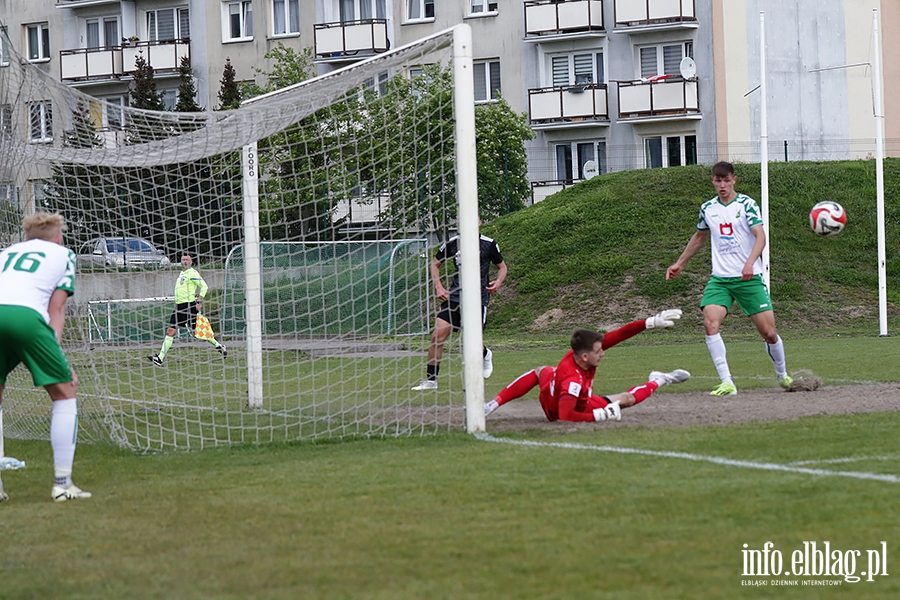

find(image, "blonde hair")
[23,212,66,241]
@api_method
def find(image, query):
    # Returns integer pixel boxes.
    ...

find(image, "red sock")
[627,381,659,404]
[496,370,539,406]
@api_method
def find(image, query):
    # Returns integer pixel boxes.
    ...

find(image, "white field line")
[788,454,900,466]
[475,433,900,484]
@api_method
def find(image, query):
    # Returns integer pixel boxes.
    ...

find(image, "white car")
[79,237,171,268]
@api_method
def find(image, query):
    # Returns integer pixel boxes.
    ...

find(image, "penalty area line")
[475,433,900,484]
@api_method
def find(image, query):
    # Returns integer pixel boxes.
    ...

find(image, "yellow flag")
[194,313,215,340]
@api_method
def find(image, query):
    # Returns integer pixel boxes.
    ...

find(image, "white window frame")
[549,50,604,88]
[272,0,300,36]
[26,23,51,62]
[29,101,52,143]
[338,0,388,21]
[223,1,254,41]
[101,96,126,130]
[406,0,435,22]
[473,59,500,103]
[469,0,497,16]
[556,140,606,182]
[84,16,120,49]
[147,7,190,42]
[637,41,693,79]
[362,71,390,97]
[644,134,697,169]
[0,104,12,137]
[161,89,177,111]
[1,26,10,66]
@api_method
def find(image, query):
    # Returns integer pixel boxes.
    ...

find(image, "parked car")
[78,237,171,268]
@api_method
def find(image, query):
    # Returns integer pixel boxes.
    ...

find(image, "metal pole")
[873,9,888,336]
[759,12,770,291]
[242,142,265,407]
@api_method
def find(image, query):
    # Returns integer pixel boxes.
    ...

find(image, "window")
[0,104,11,138]
[0,182,13,206]
[639,42,692,78]
[273,0,300,35]
[363,71,389,96]
[29,101,52,143]
[85,17,119,48]
[225,1,253,40]
[340,0,388,21]
[92,96,126,130]
[1,26,10,66]
[161,90,177,111]
[474,60,500,102]
[26,23,50,61]
[556,140,606,182]
[644,134,697,168]
[407,0,434,21]
[148,8,190,41]
[470,0,497,14]
[550,51,604,87]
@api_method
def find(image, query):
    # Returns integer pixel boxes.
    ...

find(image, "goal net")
[0,25,486,451]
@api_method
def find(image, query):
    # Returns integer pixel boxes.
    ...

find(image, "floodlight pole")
[759,12,771,291]
[872,9,888,337]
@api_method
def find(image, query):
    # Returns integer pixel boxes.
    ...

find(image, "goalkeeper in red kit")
[484,309,690,422]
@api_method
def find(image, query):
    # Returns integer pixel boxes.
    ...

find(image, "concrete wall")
[74,269,225,305]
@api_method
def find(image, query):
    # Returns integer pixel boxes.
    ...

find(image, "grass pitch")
[3,334,900,599]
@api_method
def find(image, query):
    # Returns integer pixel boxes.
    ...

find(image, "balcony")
[616,76,699,121]
[314,20,389,60]
[60,40,190,82]
[614,0,697,31]
[524,0,604,39]
[528,83,609,128]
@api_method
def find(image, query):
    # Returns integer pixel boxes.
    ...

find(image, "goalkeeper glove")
[593,401,621,422]
[645,308,682,329]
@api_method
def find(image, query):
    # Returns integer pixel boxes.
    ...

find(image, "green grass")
[482,159,900,332]
[5,335,900,599]
[8,160,900,598]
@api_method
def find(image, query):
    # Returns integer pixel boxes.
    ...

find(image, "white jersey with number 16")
[0,239,76,324]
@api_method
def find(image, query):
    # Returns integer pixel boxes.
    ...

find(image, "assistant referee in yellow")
[148,253,225,366]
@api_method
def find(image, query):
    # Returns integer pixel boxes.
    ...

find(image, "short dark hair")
[570,329,604,354]
[712,161,735,178]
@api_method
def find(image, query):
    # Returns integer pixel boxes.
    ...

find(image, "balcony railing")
[616,77,698,119]
[60,40,190,82]
[314,19,389,58]
[528,83,609,125]
[614,0,696,28]
[524,0,604,37]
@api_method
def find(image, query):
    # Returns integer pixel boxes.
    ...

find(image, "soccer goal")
[0,24,487,451]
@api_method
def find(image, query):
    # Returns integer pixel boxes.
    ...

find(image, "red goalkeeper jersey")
[542,319,647,422]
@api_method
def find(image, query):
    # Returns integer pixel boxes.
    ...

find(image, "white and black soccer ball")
[809,201,847,237]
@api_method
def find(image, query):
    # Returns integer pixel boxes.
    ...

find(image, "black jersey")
[434,234,504,307]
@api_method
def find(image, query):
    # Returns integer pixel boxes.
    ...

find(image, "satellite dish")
[679,57,697,79]
[582,160,599,180]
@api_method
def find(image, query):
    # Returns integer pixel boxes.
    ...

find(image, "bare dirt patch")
[485,383,900,433]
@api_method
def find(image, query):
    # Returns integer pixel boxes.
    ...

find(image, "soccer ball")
[809,201,847,237]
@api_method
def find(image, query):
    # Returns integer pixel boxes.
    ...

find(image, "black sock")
[426,364,438,381]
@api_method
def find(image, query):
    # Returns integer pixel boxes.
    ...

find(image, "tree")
[475,96,535,218]
[175,56,202,112]
[217,58,242,110]
[129,52,164,111]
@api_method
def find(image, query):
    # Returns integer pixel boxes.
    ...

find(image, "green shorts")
[0,305,72,387]
[700,275,773,316]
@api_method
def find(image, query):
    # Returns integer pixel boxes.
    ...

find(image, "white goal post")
[0,24,485,450]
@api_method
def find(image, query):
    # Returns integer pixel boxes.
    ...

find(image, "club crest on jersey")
[719,222,734,238]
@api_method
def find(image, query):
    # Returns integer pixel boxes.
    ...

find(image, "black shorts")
[168,302,197,330]
[436,301,487,331]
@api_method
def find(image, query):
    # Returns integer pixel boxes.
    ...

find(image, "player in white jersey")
[665,161,792,396]
[0,213,91,503]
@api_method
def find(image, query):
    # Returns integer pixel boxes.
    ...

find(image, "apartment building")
[1,0,898,211]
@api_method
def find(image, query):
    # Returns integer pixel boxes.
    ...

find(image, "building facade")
[1,0,898,210]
